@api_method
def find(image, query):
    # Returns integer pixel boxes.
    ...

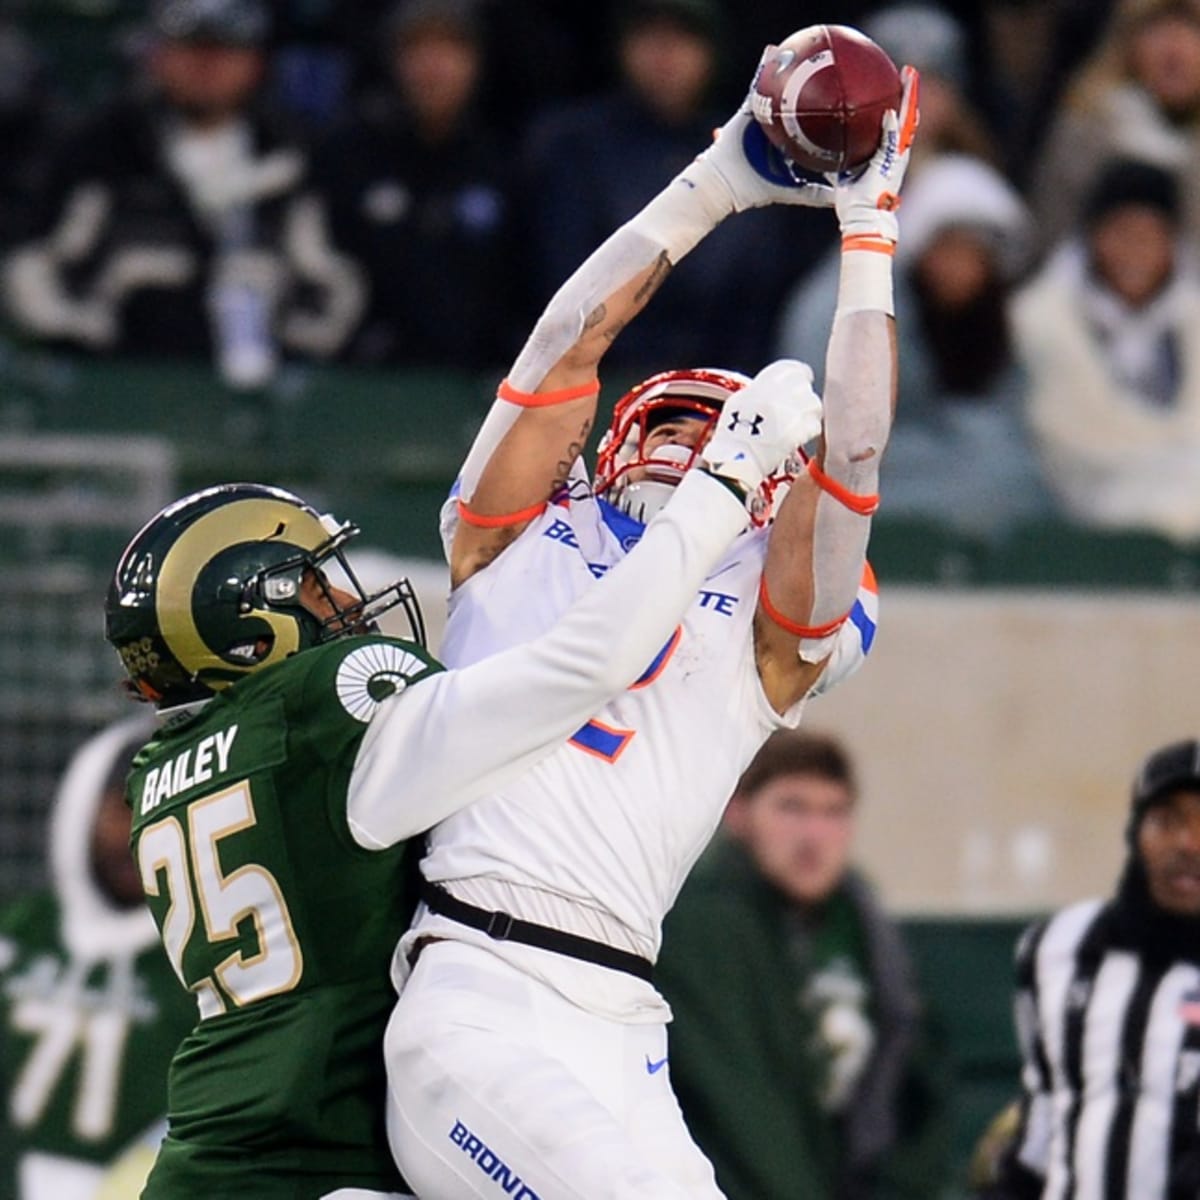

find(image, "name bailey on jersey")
[139,726,239,815]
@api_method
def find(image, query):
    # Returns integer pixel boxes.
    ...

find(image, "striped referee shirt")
[1003,899,1200,1199]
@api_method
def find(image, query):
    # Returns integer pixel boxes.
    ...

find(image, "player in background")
[0,718,195,1200]
[101,382,813,1200]
[973,739,1200,1200]
[385,57,919,1200]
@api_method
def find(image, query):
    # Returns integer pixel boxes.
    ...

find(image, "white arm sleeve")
[803,259,894,647]
[449,221,661,516]
[504,155,736,397]
[347,470,747,847]
[453,158,742,511]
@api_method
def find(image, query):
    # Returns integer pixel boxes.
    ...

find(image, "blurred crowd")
[4,0,1200,542]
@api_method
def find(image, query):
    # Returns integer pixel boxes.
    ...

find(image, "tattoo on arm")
[550,417,593,493]
[584,300,627,344]
[605,252,672,342]
[581,253,674,345]
[583,303,607,331]
[634,252,673,304]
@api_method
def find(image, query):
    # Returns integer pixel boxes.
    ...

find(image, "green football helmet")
[105,483,425,707]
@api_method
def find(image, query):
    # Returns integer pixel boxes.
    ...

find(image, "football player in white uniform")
[386,65,921,1200]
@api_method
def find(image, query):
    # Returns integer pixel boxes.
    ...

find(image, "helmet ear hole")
[223,636,272,665]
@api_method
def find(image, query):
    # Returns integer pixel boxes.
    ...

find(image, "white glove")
[702,360,823,495]
[683,90,835,214]
[831,65,920,243]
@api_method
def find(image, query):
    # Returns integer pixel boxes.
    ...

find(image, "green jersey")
[658,837,953,1200]
[0,892,193,1200]
[127,635,440,1199]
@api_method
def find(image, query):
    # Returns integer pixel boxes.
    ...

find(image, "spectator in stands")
[1,0,364,388]
[521,0,831,374]
[1012,158,1200,541]
[777,152,1051,540]
[981,0,1117,187]
[1029,0,1200,250]
[862,3,995,175]
[315,0,610,132]
[0,718,195,1200]
[973,738,1200,1200]
[657,730,953,1200]
[309,0,524,368]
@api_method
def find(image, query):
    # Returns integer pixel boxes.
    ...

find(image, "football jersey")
[127,635,439,1198]
[0,893,193,1200]
[409,487,877,1021]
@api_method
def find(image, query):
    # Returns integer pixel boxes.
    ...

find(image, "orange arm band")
[807,459,880,516]
[757,576,848,640]
[497,378,600,408]
[456,498,547,529]
[841,234,896,256]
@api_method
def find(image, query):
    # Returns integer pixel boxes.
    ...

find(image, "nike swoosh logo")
[645,1055,668,1075]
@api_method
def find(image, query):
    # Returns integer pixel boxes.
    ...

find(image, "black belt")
[420,881,654,983]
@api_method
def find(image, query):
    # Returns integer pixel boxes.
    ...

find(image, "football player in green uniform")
[0,718,195,1200]
[102,387,815,1199]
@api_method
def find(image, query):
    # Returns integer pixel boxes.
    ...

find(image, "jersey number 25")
[137,781,303,1018]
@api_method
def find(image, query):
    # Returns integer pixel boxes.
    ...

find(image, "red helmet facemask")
[593,368,804,526]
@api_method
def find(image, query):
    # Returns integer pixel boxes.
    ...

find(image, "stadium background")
[1,0,1195,1188]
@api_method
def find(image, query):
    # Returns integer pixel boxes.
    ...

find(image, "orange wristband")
[497,378,600,407]
[841,234,896,256]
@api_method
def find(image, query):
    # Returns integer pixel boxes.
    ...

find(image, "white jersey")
[406,482,878,1020]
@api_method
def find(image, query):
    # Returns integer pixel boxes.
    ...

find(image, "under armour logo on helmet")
[725,411,763,436]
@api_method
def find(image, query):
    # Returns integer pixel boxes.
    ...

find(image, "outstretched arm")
[348,377,817,846]
[448,85,834,588]
[755,68,919,713]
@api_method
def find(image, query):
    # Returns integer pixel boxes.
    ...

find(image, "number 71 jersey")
[0,890,192,1197]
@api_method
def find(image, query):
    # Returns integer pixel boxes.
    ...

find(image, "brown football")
[750,24,902,175]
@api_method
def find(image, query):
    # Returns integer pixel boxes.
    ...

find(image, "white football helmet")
[593,368,803,525]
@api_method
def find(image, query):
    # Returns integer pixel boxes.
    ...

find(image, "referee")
[976,739,1200,1200]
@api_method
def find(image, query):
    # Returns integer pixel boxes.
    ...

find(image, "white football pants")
[384,940,725,1200]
